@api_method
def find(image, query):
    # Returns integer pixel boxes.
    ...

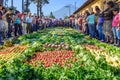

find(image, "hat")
[113,8,119,12]
[117,0,120,3]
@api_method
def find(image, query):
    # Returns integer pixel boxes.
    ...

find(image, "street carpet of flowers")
[0,27,120,80]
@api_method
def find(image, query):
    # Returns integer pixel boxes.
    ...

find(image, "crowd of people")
[66,1,120,47]
[0,4,66,45]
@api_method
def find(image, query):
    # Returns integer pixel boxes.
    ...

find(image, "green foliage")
[49,12,55,18]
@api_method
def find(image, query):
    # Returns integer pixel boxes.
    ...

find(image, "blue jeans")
[98,24,105,40]
[18,24,23,35]
[117,29,120,39]
[32,24,37,31]
[88,24,95,38]
[112,27,117,39]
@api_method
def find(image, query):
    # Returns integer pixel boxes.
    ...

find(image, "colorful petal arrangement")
[27,50,77,67]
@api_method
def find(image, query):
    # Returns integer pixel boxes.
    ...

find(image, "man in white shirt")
[26,12,33,33]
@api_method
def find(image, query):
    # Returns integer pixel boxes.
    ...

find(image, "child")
[112,8,119,46]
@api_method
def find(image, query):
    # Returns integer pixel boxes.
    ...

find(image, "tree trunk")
[39,0,42,18]
[11,0,13,7]
[37,0,40,16]
[40,5,42,18]
[22,0,24,12]
[37,6,39,16]
[26,0,29,13]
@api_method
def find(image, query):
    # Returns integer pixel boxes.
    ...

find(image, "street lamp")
[65,5,71,16]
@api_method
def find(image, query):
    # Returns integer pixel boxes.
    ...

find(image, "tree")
[49,12,55,18]
[25,0,31,13]
[31,0,49,17]
[41,11,44,17]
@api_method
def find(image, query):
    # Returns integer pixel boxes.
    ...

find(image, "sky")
[7,0,85,15]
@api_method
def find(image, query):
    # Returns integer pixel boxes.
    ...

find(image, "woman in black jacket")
[103,1,114,43]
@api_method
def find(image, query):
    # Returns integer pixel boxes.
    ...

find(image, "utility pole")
[37,0,40,16]
[25,0,29,13]
[75,2,76,11]
[39,0,42,18]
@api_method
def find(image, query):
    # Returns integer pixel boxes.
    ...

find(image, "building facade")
[73,0,117,17]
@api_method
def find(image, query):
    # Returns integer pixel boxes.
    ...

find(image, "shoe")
[113,38,117,46]
[100,40,104,42]
[116,39,120,47]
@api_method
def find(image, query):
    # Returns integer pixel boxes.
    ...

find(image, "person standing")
[36,16,40,30]
[95,6,105,42]
[26,12,33,33]
[0,4,4,45]
[112,8,119,46]
[6,8,13,38]
[78,16,83,31]
[13,11,21,37]
[83,10,90,35]
[2,7,7,40]
[32,15,37,32]
[116,0,120,46]
[95,6,100,39]
[103,1,114,43]
[22,12,27,34]
[71,17,75,29]
[17,12,23,36]
[75,17,79,30]
[42,17,46,29]
[86,11,96,38]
